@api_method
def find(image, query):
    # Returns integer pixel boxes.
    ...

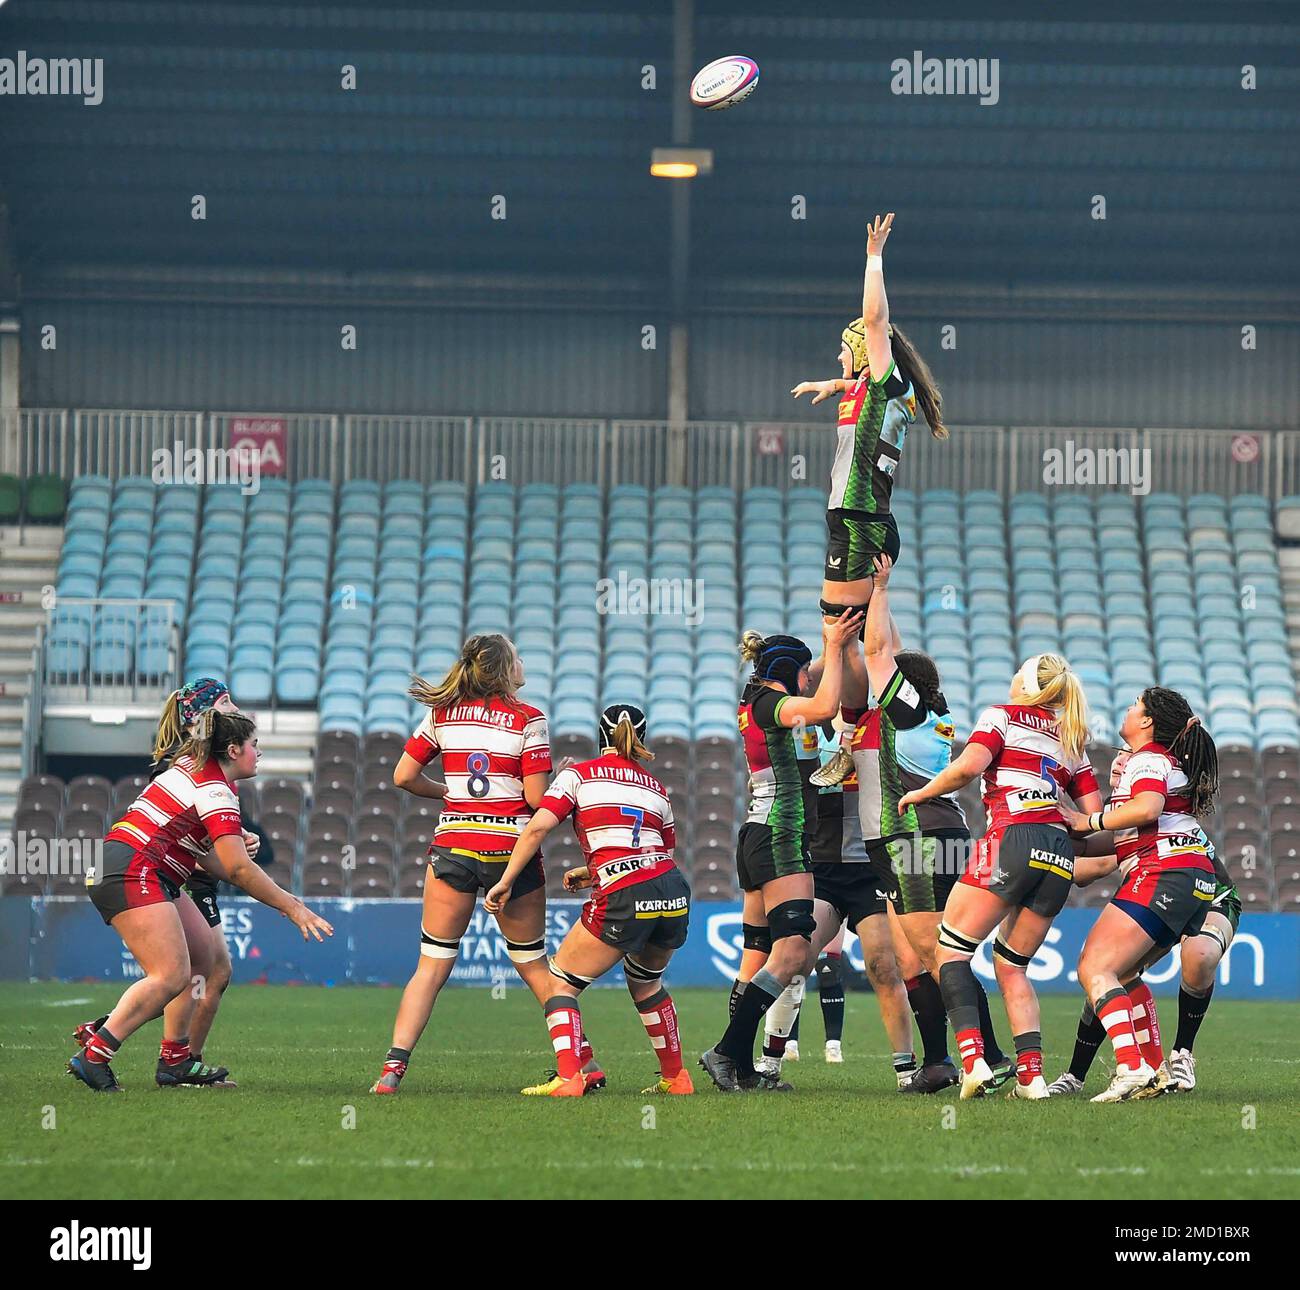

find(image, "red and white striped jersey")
[106,755,244,883]
[404,698,551,857]
[966,704,1099,834]
[539,753,677,894]
[1109,741,1214,875]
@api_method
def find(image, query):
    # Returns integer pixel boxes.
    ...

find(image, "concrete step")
[0,699,27,720]
[0,677,30,698]
[259,754,314,778]
[0,525,63,550]
[0,607,45,631]
[0,729,20,749]
[0,566,57,590]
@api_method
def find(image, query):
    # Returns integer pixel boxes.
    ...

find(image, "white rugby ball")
[690,55,760,110]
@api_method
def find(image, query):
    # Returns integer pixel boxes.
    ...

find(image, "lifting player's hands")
[484,881,511,914]
[821,606,865,650]
[872,553,894,588]
[866,212,895,256]
[790,379,840,405]
[562,865,593,893]
[289,900,334,942]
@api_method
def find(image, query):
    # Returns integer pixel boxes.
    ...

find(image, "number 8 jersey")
[404,697,552,858]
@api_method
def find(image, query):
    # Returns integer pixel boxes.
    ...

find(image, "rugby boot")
[67,1052,122,1093]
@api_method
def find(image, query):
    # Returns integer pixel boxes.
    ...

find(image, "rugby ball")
[689,55,760,111]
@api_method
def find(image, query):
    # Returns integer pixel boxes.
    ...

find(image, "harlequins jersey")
[851,667,967,843]
[739,686,820,841]
[827,361,916,514]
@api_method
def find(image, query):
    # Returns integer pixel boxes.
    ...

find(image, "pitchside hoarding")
[3,897,1296,998]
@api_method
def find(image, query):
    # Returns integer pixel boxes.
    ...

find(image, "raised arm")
[861,213,895,381]
[773,609,864,726]
[862,553,899,700]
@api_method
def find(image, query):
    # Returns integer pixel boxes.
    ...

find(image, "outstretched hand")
[866,212,894,256]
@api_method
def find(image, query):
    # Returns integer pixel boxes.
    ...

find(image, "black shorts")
[824,509,901,583]
[88,840,183,926]
[580,869,691,955]
[868,832,967,916]
[184,870,223,928]
[960,823,1075,919]
[736,822,812,892]
[812,861,887,928]
[430,845,545,901]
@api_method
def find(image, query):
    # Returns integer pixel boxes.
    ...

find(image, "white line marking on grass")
[43,998,92,1007]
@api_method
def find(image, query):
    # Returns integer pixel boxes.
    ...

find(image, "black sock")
[1068,1004,1106,1081]
[728,977,746,1018]
[905,973,949,1065]
[386,1046,412,1066]
[789,1010,801,1044]
[717,969,781,1074]
[816,951,847,1045]
[937,960,981,1036]
[973,978,1006,1064]
[1174,985,1213,1053]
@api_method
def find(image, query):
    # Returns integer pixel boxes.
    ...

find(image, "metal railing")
[43,598,179,705]
[5,406,1297,498]
[20,625,45,782]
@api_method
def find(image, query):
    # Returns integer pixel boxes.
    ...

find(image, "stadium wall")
[19,300,1300,430]
[3,897,1294,999]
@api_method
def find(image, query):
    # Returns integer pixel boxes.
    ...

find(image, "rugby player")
[485,704,693,1096]
[898,654,1100,1099]
[68,711,333,1092]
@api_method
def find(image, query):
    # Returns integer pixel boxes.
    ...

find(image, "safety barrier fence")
[2,408,1295,498]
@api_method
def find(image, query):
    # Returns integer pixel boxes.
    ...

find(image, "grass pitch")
[2,983,1297,1200]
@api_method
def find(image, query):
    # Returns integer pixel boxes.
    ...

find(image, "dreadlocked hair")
[409,634,521,711]
[177,710,256,769]
[890,324,947,441]
[1141,686,1219,818]
[152,689,185,764]
[895,651,949,717]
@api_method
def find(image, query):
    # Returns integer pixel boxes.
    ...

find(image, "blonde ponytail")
[611,717,654,764]
[739,630,765,667]
[176,710,256,769]
[152,690,184,764]
[1023,653,1090,761]
[410,634,520,711]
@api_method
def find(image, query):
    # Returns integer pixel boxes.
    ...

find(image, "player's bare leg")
[188,920,232,1060]
[151,892,235,1087]
[68,903,191,1092]
[371,876,474,1093]
[1078,905,1160,1102]
[992,906,1055,1100]
[933,881,1009,1099]
[855,910,916,1086]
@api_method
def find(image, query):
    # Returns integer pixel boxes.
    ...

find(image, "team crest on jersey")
[877,455,898,477]
[935,718,955,740]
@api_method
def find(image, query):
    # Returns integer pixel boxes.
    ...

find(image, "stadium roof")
[1,0,1297,316]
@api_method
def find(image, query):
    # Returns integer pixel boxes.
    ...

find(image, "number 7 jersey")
[404,697,552,857]
[540,753,677,894]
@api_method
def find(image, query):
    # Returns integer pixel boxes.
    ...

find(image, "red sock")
[545,998,583,1080]
[84,1031,118,1065]
[762,1033,789,1060]
[577,1037,595,1068]
[636,989,683,1078]
[159,1038,190,1066]
[955,1026,984,1074]
[1097,989,1142,1072]
[1016,1049,1043,1085]
[1127,981,1163,1070]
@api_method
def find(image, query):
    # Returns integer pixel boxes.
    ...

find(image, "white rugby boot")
[1045,1072,1086,1097]
[1090,1061,1157,1103]
[824,1039,843,1063]
[1007,1075,1050,1100]
[1168,1048,1197,1092]
[959,1056,994,1100]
